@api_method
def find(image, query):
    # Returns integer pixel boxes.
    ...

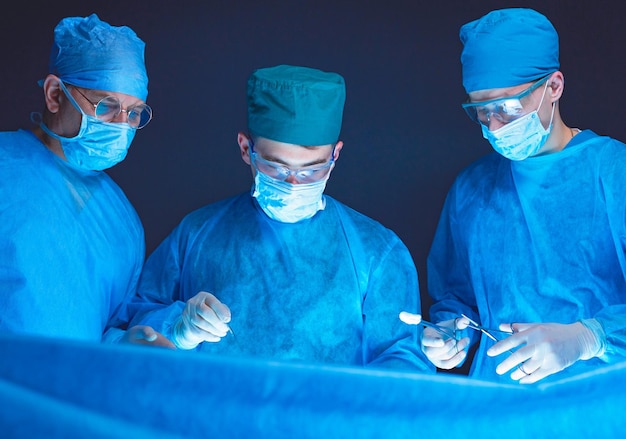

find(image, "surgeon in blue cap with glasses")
[128,64,433,371]
[402,8,626,383]
[0,14,173,347]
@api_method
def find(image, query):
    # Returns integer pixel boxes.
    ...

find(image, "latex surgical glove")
[172,291,232,350]
[487,321,602,384]
[120,325,176,349]
[400,312,470,369]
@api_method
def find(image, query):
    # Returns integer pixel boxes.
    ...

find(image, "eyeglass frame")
[249,138,336,183]
[69,83,153,129]
[461,74,551,126]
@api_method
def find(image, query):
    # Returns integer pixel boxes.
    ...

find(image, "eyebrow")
[261,153,330,168]
[73,85,146,107]
[258,143,335,168]
[467,75,549,106]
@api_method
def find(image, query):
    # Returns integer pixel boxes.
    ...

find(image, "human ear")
[332,141,344,161]
[237,132,252,165]
[42,74,63,113]
[547,71,564,101]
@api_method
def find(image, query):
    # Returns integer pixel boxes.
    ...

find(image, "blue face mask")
[481,81,555,161]
[40,81,136,171]
[252,170,329,223]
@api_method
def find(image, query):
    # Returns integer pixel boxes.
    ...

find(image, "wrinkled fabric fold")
[428,130,626,383]
[0,130,144,341]
[130,193,432,372]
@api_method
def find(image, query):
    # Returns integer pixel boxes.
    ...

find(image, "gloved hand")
[120,325,176,349]
[172,291,232,350]
[487,321,602,384]
[422,317,471,369]
[399,312,470,369]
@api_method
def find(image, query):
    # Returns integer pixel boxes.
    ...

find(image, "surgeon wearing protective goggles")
[0,14,172,347]
[409,8,626,384]
[127,64,433,372]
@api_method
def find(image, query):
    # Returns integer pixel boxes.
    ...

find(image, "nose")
[487,116,506,132]
[112,108,130,124]
[285,173,299,184]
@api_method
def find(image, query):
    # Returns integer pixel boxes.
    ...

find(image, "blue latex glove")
[487,321,603,384]
[173,291,232,350]
[400,312,470,369]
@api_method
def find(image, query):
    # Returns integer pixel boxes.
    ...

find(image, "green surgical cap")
[247,65,345,146]
[49,14,148,101]
[460,8,559,93]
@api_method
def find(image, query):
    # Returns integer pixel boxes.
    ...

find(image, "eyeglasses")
[461,75,550,126]
[249,140,335,184]
[71,86,153,129]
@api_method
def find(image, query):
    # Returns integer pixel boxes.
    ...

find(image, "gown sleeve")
[128,222,189,342]
[427,184,478,323]
[362,236,434,373]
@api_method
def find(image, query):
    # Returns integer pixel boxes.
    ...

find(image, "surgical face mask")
[40,80,136,171]
[252,170,329,223]
[481,81,555,161]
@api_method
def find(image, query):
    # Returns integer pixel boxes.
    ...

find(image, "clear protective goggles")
[249,140,335,184]
[461,74,550,126]
[69,83,153,129]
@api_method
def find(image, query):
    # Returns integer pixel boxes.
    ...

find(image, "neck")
[538,111,574,156]
[32,125,65,159]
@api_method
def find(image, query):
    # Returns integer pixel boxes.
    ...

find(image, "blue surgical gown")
[0,130,144,342]
[130,192,433,372]
[428,130,626,383]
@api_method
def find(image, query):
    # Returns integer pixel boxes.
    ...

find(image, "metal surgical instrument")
[461,313,512,341]
[398,311,457,340]
[420,319,457,340]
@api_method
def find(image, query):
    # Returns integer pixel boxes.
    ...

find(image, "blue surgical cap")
[49,14,148,101]
[460,8,559,93]
[247,65,345,146]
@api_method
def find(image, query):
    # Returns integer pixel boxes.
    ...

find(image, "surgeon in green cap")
[128,64,433,372]
[402,8,626,384]
[0,14,173,347]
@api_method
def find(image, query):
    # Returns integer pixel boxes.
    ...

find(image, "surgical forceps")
[398,311,458,340]
[461,314,512,349]
[419,319,458,340]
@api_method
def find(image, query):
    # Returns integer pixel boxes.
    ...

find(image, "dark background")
[3,1,625,323]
